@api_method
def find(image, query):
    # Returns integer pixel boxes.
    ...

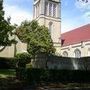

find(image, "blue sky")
[3,0,90,33]
[61,0,90,32]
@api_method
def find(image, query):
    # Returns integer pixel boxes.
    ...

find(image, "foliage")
[0,0,15,45]
[15,52,31,68]
[15,53,31,80]
[16,20,55,56]
[26,68,90,84]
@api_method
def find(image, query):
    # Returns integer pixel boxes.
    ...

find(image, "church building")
[61,24,90,58]
[0,0,90,58]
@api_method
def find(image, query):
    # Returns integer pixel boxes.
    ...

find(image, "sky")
[3,0,90,33]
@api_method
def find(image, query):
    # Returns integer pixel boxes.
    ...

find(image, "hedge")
[0,57,15,69]
[25,68,90,84]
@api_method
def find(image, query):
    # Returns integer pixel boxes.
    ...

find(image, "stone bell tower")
[33,0,61,55]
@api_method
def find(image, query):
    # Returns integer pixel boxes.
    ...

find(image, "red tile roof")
[61,24,90,46]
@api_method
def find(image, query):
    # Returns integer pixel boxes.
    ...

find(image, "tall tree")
[16,20,55,56]
[0,0,14,45]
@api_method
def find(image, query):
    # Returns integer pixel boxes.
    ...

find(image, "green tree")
[16,20,55,56]
[0,0,14,45]
[15,53,31,80]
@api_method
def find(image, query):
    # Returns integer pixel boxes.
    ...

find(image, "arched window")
[74,49,81,58]
[63,51,68,57]
[49,22,53,35]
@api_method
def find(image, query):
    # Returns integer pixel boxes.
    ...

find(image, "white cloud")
[84,12,90,18]
[3,4,33,25]
[75,0,90,10]
[83,11,90,23]
[75,0,90,24]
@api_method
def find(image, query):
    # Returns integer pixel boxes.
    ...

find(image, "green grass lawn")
[0,69,16,78]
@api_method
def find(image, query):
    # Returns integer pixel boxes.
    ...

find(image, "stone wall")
[31,54,90,70]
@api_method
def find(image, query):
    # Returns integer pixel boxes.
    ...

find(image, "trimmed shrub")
[25,69,90,84]
[15,52,31,68]
[15,53,31,80]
